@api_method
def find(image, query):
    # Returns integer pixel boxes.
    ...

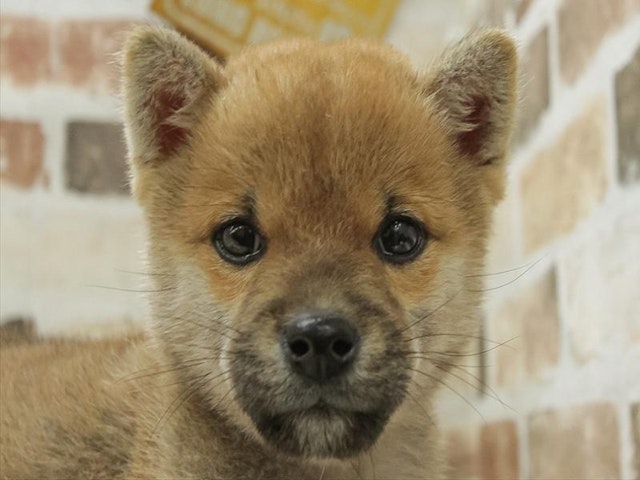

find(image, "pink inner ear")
[457,95,491,158]
[153,89,189,155]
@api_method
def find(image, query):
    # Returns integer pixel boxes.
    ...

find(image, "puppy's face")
[123,29,516,458]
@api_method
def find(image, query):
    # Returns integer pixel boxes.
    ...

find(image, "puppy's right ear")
[122,27,225,166]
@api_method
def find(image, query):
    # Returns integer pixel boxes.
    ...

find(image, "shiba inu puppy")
[0,26,516,479]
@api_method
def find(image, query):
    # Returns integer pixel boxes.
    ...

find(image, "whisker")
[118,358,214,383]
[401,290,461,333]
[404,332,517,351]
[210,384,236,413]
[409,367,485,422]
[433,362,517,414]
[82,284,176,293]
[466,256,544,292]
[152,374,212,435]
[173,314,238,340]
[402,336,518,358]
[406,356,485,368]
[153,369,233,436]
[465,257,545,278]
[188,309,243,336]
[403,388,436,428]
[114,268,176,277]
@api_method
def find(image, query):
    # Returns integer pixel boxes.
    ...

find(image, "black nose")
[282,316,359,381]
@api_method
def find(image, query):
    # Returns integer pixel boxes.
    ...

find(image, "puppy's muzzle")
[282,315,360,382]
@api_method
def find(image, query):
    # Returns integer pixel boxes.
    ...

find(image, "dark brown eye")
[213,219,265,265]
[375,215,426,264]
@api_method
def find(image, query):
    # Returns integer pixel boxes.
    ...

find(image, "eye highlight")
[213,219,265,265]
[374,215,427,264]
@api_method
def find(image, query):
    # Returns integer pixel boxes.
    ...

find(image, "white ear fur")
[122,27,225,165]
[424,29,518,166]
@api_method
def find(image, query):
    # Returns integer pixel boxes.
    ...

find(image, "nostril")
[330,338,354,359]
[288,338,312,359]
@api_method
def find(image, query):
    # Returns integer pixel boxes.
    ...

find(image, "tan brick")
[616,45,640,184]
[529,403,620,479]
[445,421,519,480]
[56,20,138,92]
[479,420,519,480]
[0,16,51,86]
[445,426,481,480]
[558,0,640,83]
[520,98,609,253]
[489,269,559,388]
[516,0,535,23]
[514,27,549,145]
[561,207,640,361]
[0,119,45,188]
[474,0,512,27]
[633,404,640,479]
[443,334,484,397]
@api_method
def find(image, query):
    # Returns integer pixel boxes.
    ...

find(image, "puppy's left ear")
[424,30,517,202]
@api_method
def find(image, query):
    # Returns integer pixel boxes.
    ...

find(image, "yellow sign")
[151,0,400,56]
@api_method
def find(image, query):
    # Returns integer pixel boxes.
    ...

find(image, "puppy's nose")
[282,316,359,381]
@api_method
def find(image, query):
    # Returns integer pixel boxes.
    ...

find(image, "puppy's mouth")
[231,366,406,458]
[229,311,410,458]
[252,400,388,458]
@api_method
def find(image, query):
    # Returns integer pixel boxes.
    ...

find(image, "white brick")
[560,197,640,362]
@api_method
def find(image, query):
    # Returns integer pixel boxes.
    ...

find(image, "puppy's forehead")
[189,40,455,230]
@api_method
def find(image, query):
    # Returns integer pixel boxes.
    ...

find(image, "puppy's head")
[123,28,516,458]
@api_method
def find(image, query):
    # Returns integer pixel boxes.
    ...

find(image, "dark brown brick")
[0,119,45,188]
[616,45,640,184]
[515,27,550,145]
[56,20,138,92]
[65,121,129,194]
[480,420,519,480]
[0,16,51,86]
[0,317,37,346]
[558,0,639,83]
[529,403,620,479]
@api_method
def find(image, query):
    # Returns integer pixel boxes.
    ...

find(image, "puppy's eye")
[213,219,265,265]
[375,215,426,264]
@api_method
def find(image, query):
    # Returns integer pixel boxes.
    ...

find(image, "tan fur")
[0,27,517,479]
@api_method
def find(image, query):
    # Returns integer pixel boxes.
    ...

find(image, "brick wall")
[433,1,640,479]
[1,0,639,478]
[0,0,154,336]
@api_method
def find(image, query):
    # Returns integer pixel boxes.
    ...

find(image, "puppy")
[0,27,517,479]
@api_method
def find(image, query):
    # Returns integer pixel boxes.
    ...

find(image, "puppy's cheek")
[227,321,293,412]
[383,258,441,309]
[190,244,255,306]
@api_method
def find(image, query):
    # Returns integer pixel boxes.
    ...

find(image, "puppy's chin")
[253,404,388,458]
